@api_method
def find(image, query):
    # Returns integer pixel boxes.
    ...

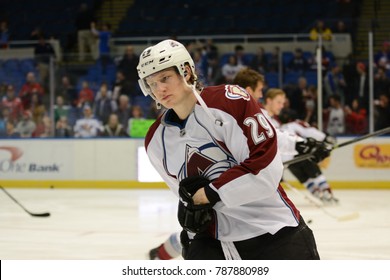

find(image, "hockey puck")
[307,219,313,224]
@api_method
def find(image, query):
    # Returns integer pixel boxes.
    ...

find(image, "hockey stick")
[284,126,390,166]
[0,186,51,217]
[281,181,359,222]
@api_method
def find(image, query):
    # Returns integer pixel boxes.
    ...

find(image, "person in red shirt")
[19,72,44,109]
[76,80,95,108]
[344,98,368,135]
[1,84,23,123]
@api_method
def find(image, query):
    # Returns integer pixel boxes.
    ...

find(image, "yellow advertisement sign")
[354,144,390,168]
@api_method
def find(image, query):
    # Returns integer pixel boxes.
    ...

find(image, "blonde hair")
[265,88,286,103]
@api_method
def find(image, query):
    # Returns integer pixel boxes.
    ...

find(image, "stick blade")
[31,212,51,218]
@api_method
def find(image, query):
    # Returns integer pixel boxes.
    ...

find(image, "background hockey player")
[263,88,337,202]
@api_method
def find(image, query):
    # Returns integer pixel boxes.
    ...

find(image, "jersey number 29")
[243,113,275,144]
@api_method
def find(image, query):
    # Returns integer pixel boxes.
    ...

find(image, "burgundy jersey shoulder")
[144,114,163,150]
[200,84,251,111]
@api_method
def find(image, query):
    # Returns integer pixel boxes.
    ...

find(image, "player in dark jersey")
[137,39,319,260]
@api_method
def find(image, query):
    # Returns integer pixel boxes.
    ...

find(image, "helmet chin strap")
[184,78,223,127]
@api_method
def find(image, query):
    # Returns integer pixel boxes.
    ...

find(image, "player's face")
[268,94,286,115]
[146,68,189,109]
[252,81,264,101]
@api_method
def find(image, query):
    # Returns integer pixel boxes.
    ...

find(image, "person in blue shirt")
[91,22,112,73]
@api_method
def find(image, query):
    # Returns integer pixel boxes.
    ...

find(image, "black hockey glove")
[177,176,215,234]
[295,137,331,163]
[324,133,337,147]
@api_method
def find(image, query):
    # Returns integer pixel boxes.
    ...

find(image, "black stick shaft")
[334,126,390,149]
[0,186,50,217]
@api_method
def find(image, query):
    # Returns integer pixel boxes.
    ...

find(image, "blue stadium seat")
[265,73,280,88]
[305,71,318,86]
[284,72,301,85]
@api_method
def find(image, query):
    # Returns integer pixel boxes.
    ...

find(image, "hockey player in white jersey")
[138,39,320,260]
[263,88,337,202]
[147,67,331,260]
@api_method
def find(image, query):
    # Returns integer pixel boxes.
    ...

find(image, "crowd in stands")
[1,36,390,139]
[0,0,388,139]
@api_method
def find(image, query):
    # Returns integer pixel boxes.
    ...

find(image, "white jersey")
[145,85,299,242]
[73,117,103,138]
[261,109,301,159]
[266,114,326,161]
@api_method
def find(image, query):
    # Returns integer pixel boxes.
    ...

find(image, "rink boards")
[0,137,389,189]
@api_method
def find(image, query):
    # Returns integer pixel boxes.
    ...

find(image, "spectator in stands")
[33,115,52,138]
[76,80,94,108]
[1,84,23,123]
[101,113,128,137]
[324,94,345,136]
[128,105,145,137]
[130,105,144,119]
[249,46,268,74]
[287,77,307,119]
[206,55,222,86]
[202,38,219,62]
[112,70,133,102]
[114,94,132,132]
[117,45,139,94]
[286,48,310,74]
[54,95,69,124]
[310,45,332,73]
[353,62,369,110]
[221,55,244,83]
[34,35,56,88]
[333,20,349,34]
[91,21,112,73]
[374,41,390,69]
[30,26,43,40]
[324,63,347,105]
[55,116,72,138]
[374,93,390,131]
[3,121,20,138]
[29,93,46,124]
[374,66,390,99]
[309,20,332,41]
[233,45,249,66]
[60,75,78,107]
[73,104,103,138]
[302,85,318,126]
[19,72,44,110]
[75,3,97,61]
[0,20,10,49]
[0,107,10,136]
[267,46,280,73]
[344,98,368,135]
[192,49,208,85]
[0,82,7,98]
[95,81,112,99]
[15,110,36,138]
[93,82,117,124]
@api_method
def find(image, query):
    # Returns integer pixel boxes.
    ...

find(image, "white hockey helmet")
[137,39,196,100]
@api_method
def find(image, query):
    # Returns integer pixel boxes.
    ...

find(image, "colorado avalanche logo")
[178,143,237,181]
[225,85,250,101]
